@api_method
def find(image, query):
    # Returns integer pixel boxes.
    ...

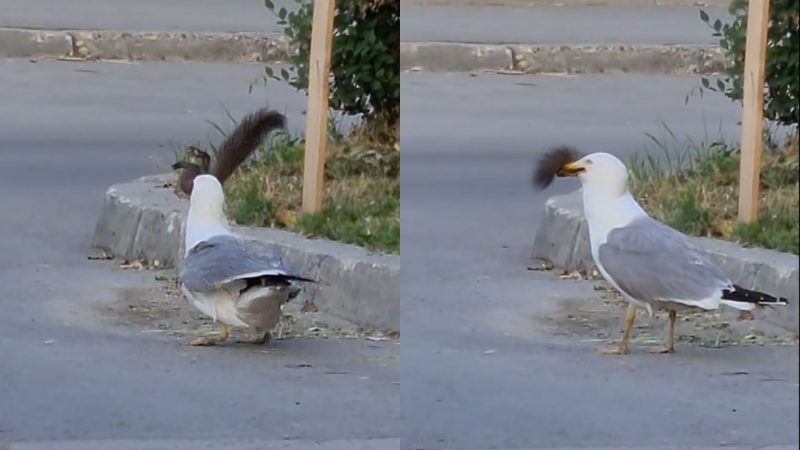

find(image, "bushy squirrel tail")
[210,109,287,184]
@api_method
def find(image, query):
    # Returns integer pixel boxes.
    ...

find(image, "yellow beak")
[557,161,585,177]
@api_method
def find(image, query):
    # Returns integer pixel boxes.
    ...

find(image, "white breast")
[582,189,652,313]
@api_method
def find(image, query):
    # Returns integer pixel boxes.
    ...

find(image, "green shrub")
[265,0,399,133]
[228,177,277,226]
[661,184,714,237]
[700,0,799,127]
[733,207,799,255]
[628,133,799,255]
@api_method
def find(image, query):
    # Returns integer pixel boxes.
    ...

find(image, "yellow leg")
[596,305,636,355]
[190,323,229,346]
[647,310,676,354]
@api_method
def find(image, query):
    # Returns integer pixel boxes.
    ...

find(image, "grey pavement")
[0,0,729,47]
[0,60,397,446]
[401,5,727,45]
[401,0,732,5]
[0,0,735,72]
[0,0,295,32]
[399,72,799,449]
[6,438,400,450]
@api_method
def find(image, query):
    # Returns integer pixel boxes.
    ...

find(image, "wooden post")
[737,0,770,222]
[302,0,336,213]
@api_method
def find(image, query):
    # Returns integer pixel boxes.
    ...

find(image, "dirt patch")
[534,280,799,349]
[96,270,396,344]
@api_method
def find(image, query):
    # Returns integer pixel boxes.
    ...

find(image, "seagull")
[178,174,314,346]
[535,148,788,355]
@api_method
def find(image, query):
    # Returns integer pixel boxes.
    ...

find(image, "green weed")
[628,125,798,254]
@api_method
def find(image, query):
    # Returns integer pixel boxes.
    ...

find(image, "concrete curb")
[401,42,725,74]
[1,27,725,74]
[91,174,399,332]
[532,190,799,335]
[0,27,289,63]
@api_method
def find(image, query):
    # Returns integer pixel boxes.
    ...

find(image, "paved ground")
[400,5,726,44]
[2,0,727,47]
[0,59,398,449]
[400,0,731,5]
[1,2,797,448]
[400,72,799,449]
[0,0,295,32]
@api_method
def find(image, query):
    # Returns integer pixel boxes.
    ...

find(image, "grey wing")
[598,217,732,305]
[179,235,291,292]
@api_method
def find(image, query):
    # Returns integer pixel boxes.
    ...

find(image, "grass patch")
[219,123,399,254]
[628,126,799,255]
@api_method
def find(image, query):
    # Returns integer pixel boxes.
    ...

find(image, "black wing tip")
[262,273,316,283]
[724,285,789,305]
[533,146,583,190]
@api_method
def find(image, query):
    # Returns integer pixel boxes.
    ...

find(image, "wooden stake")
[302,0,336,213]
[737,0,770,222]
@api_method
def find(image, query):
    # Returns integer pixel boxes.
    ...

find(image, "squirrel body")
[172,108,286,195]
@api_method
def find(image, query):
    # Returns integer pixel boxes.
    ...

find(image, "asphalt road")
[1,60,797,450]
[399,72,799,449]
[0,0,296,32]
[0,59,398,450]
[2,0,726,48]
[400,5,726,44]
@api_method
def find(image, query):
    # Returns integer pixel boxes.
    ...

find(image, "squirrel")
[172,145,211,195]
[171,108,287,195]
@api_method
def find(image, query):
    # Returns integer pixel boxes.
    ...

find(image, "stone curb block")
[511,44,724,74]
[400,42,513,72]
[2,27,723,73]
[0,28,72,58]
[532,190,799,335]
[92,175,399,331]
[0,27,289,63]
[401,42,725,74]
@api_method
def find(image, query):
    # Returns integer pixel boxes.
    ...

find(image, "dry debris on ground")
[99,266,396,344]
[535,273,798,349]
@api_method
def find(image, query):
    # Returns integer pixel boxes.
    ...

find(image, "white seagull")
[178,175,314,346]
[536,148,788,354]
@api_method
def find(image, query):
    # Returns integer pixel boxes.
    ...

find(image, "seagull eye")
[585,159,593,165]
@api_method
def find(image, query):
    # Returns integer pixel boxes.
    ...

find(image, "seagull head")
[188,174,227,224]
[557,152,629,197]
